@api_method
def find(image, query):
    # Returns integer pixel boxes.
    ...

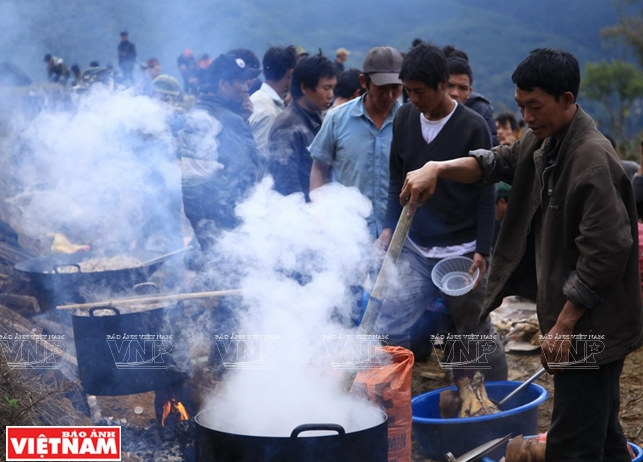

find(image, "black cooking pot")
[193,406,388,462]
[14,249,170,309]
[71,304,185,395]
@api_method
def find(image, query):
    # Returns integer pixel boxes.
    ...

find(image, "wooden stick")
[140,245,193,267]
[55,289,243,310]
[341,202,415,392]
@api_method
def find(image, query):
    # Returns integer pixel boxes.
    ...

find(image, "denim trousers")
[374,243,508,381]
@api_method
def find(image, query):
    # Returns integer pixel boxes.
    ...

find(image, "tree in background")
[591,0,643,158]
[601,0,643,66]
[582,60,643,148]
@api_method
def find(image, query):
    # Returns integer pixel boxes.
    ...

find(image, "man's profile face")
[515,87,572,140]
[446,73,471,105]
[220,78,250,103]
[303,76,336,112]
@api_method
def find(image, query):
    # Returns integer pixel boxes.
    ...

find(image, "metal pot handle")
[53,263,81,273]
[132,282,159,295]
[89,306,121,317]
[290,423,346,438]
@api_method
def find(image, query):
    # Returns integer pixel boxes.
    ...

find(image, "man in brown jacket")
[400,48,643,462]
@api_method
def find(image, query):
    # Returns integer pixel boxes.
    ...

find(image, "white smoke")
[200,178,389,436]
[3,87,183,255]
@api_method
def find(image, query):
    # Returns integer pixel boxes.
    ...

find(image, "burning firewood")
[439,371,500,418]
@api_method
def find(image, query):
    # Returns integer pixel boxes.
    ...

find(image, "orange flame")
[46,232,90,254]
[161,399,189,426]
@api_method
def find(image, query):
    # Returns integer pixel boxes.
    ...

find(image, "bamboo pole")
[56,289,242,310]
[341,202,415,392]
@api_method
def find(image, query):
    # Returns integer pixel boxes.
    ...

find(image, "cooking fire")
[161,399,190,426]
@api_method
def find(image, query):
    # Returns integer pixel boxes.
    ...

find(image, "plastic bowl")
[431,256,480,296]
[412,381,548,461]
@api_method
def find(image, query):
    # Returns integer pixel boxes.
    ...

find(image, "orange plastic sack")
[351,346,414,462]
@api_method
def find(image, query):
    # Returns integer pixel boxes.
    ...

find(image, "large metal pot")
[14,249,170,309]
[71,303,185,395]
[193,405,388,462]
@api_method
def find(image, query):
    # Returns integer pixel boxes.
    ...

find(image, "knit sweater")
[384,102,495,255]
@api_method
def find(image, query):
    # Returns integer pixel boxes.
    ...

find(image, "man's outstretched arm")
[399,156,484,215]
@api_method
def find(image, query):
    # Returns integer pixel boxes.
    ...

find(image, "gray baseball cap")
[363,46,403,86]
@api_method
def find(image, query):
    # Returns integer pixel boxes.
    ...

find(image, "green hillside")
[0,0,627,110]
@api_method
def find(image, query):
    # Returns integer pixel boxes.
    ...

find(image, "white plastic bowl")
[431,256,479,296]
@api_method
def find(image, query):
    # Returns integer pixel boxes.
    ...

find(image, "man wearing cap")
[334,48,350,73]
[179,51,263,251]
[117,31,136,83]
[309,46,403,239]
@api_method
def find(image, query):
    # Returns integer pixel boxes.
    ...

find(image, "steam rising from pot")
[200,178,390,435]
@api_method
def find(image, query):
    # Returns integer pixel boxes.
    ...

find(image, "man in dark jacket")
[375,44,507,380]
[267,55,337,201]
[179,51,263,251]
[446,56,499,146]
[117,31,136,83]
[401,48,643,462]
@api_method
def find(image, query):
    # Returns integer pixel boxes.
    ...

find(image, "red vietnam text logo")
[6,426,121,461]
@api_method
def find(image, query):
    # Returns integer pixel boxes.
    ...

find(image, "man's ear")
[359,74,367,91]
[300,82,309,95]
[562,91,575,108]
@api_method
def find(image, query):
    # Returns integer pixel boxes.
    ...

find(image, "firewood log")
[457,371,500,417]
[439,389,461,418]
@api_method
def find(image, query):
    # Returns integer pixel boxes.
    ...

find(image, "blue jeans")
[374,243,507,381]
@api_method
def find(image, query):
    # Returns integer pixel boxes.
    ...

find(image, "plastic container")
[412,381,548,461]
[634,442,643,462]
[431,256,480,296]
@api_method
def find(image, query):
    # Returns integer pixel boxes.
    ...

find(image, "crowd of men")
[37,32,643,462]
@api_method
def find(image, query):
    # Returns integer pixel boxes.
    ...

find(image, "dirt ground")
[409,298,643,461]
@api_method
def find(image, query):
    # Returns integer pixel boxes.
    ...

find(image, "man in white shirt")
[249,47,297,156]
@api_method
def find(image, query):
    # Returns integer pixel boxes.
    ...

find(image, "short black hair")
[512,48,580,102]
[334,69,363,99]
[442,45,469,62]
[495,112,518,131]
[44,54,52,62]
[262,46,297,81]
[411,38,425,48]
[399,44,448,90]
[290,55,337,100]
[447,57,473,85]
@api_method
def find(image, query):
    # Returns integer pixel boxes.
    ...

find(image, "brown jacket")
[472,106,643,365]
